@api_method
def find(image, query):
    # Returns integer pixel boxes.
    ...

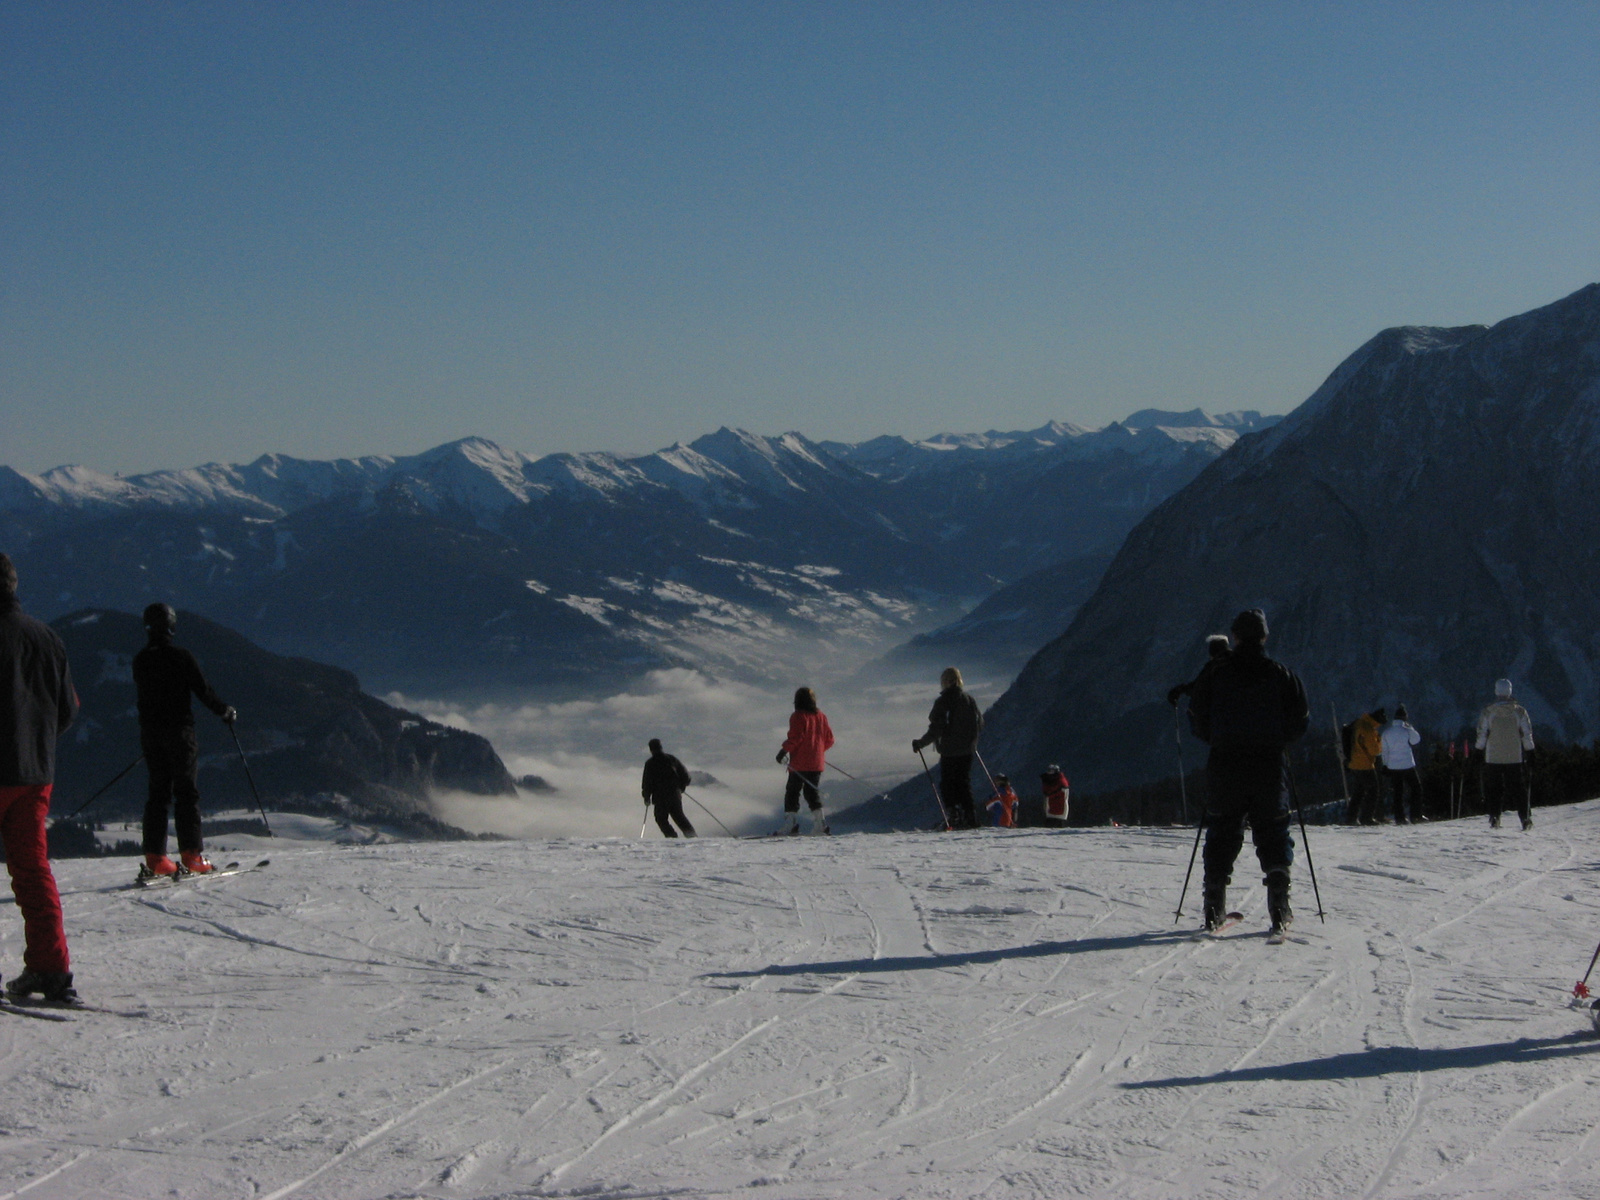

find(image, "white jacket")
[1379,721,1421,770]
[1476,700,1534,765]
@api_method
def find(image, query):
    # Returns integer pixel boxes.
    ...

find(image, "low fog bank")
[395,665,1014,839]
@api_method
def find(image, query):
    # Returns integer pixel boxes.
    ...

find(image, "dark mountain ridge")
[52,609,517,836]
[973,282,1600,799]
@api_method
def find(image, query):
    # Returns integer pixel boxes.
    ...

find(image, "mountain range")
[1,410,1275,698]
[974,281,1600,802]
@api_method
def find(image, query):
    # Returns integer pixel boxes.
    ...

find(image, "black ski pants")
[783,769,822,812]
[940,755,977,829]
[1386,766,1424,822]
[1481,762,1529,825]
[1202,750,1294,891]
[1348,768,1381,824]
[142,726,203,857]
[650,792,696,838]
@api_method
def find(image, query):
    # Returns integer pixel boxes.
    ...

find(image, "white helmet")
[1495,678,1513,699]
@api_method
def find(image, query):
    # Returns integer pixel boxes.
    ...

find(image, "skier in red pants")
[0,554,80,1003]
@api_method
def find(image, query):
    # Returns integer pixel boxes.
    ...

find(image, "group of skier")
[1341,680,1537,831]
[0,557,240,1003]
[0,530,1563,999]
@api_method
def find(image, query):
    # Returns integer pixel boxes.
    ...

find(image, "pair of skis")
[132,858,270,890]
[1199,912,1294,945]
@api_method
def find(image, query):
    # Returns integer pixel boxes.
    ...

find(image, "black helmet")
[143,602,176,635]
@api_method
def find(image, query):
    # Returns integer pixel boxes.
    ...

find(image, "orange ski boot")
[143,853,179,878]
[180,851,214,875]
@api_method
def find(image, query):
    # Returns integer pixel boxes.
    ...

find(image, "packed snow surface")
[6,802,1600,1198]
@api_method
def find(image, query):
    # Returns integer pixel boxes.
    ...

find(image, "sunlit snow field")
[5,800,1600,1198]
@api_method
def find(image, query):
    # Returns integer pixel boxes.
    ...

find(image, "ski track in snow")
[2,807,1600,1198]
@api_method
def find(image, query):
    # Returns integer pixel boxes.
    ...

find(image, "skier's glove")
[911,737,926,753]
[221,706,237,725]
[1166,686,1184,707]
[775,750,788,765]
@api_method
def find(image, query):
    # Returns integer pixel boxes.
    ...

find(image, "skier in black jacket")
[913,667,984,829]
[0,553,80,1002]
[133,604,235,877]
[641,738,695,838]
[1188,609,1309,936]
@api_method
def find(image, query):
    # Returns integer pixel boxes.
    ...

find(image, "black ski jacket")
[641,752,691,800]
[922,686,983,757]
[132,635,229,732]
[1188,645,1308,752]
[0,599,79,787]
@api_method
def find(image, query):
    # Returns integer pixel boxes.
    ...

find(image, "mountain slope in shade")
[52,608,517,834]
[979,282,1600,797]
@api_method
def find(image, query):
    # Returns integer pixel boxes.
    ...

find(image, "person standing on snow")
[1041,765,1070,827]
[1380,704,1425,824]
[1189,609,1309,937]
[913,667,983,830]
[985,774,1018,828]
[0,554,80,1003]
[1345,707,1386,825]
[1167,634,1231,707]
[776,687,834,835]
[134,603,235,879]
[1476,679,1535,830]
[641,738,696,838]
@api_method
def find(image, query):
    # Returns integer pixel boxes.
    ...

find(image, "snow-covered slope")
[8,803,1600,1198]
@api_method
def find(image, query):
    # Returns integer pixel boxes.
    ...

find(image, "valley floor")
[5,803,1600,1198]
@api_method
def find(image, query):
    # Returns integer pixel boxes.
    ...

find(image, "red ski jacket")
[781,710,835,772]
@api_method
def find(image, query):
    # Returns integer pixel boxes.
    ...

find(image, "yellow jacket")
[1348,713,1383,771]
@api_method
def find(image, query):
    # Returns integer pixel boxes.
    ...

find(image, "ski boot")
[5,969,77,1003]
[1521,815,1534,831]
[1266,869,1293,937]
[141,853,180,880]
[810,807,831,836]
[1202,882,1228,933]
[181,851,215,875]
[1489,815,1502,829]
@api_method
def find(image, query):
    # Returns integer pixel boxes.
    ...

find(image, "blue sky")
[3,1,1597,474]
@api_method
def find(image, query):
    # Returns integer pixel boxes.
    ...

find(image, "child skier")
[985,774,1018,828]
[1042,765,1069,827]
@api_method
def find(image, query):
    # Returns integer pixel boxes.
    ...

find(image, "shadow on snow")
[704,929,1196,979]
[1121,1032,1600,1089]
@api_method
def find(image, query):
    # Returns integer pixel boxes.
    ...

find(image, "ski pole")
[975,750,999,799]
[915,747,951,830]
[65,754,144,820]
[1573,937,1600,1001]
[825,761,862,782]
[640,801,652,838]
[682,790,737,838]
[1173,705,1190,825]
[226,723,274,837]
[1331,701,1351,819]
[1173,811,1206,924]
[1284,753,1325,923]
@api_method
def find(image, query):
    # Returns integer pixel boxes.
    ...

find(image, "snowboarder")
[1167,634,1231,707]
[0,554,80,1003]
[1475,679,1535,830]
[1345,707,1386,825]
[641,738,696,838]
[1380,704,1425,823]
[985,774,1018,828]
[912,668,983,830]
[133,603,235,878]
[776,687,834,835]
[1041,765,1069,827]
[1188,608,1309,937]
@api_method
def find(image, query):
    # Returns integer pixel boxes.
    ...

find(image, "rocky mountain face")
[2,412,1273,699]
[52,609,517,836]
[975,282,1600,800]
